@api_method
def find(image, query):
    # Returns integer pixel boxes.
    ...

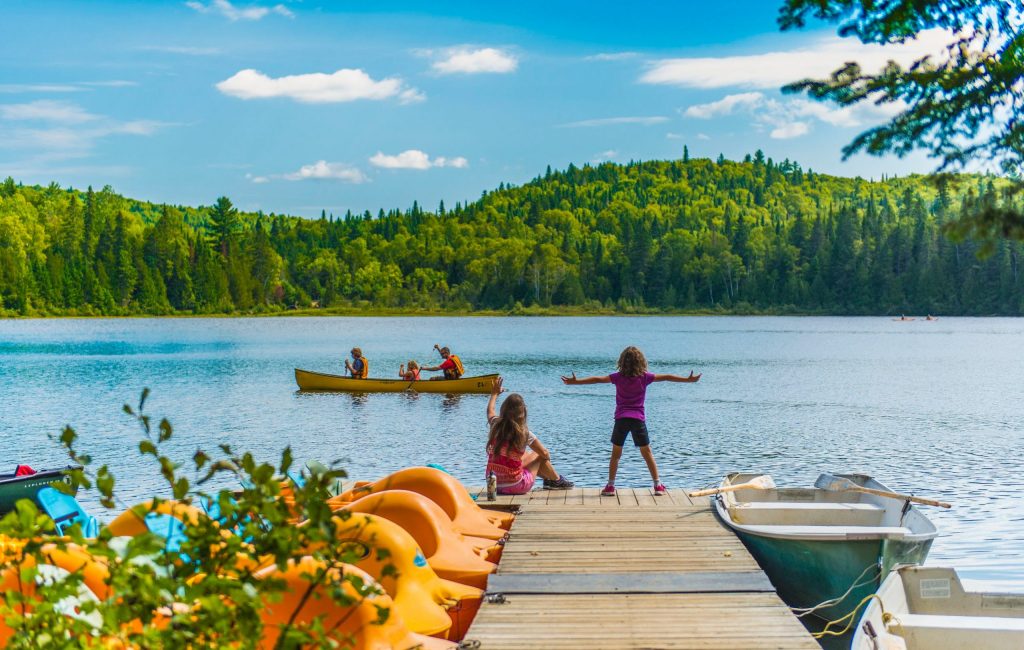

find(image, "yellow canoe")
[294,368,499,394]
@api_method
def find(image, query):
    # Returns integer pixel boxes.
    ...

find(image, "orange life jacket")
[444,354,464,380]
[352,358,369,379]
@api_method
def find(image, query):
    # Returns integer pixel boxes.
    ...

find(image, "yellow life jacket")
[445,354,464,380]
[353,357,369,379]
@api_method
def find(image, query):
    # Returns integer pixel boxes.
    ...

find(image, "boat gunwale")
[0,466,81,486]
[714,471,939,543]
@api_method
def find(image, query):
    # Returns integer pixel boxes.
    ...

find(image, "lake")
[1,316,1022,594]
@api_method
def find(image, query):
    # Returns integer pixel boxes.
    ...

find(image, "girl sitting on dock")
[399,360,420,380]
[486,377,574,494]
[562,346,700,497]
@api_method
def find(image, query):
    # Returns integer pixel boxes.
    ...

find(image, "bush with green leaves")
[0,389,391,649]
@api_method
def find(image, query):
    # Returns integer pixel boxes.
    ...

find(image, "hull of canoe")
[0,466,80,514]
[295,369,499,394]
[734,529,933,622]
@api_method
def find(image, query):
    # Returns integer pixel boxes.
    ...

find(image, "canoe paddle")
[688,475,776,497]
[815,473,951,508]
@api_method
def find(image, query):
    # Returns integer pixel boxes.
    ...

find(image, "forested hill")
[0,154,1022,317]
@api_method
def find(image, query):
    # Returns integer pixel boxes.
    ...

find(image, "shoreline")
[0,307,973,320]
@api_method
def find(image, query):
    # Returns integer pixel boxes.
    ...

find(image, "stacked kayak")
[5,466,508,647]
[295,368,499,394]
[852,566,1024,650]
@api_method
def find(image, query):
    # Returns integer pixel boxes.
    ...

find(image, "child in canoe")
[399,360,420,380]
[486,377,574,494]
[562,346,700,497]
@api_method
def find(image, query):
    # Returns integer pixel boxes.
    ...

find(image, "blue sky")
[1,0,945,217]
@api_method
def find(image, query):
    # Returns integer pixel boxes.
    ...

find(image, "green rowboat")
[0,465,81,514]
[714,472,937,623]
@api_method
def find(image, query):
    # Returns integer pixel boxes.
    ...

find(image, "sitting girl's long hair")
[488,393,528,455]
[617,346,648,377]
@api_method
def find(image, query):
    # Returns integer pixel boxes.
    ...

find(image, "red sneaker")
[601,483,616,497]
[654,483,667,496]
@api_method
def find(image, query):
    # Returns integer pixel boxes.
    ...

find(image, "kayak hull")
[295,369,499,394]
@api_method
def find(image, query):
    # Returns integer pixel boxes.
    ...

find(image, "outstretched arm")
[487,377,505,420]
[561,372,611,385]
[651,371,701,383]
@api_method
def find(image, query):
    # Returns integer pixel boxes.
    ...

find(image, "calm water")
[1,316,1023,594]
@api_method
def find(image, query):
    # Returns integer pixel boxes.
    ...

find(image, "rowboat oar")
[688,475,776,497]
[814,474,951,508]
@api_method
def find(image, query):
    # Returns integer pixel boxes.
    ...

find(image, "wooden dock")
[464,487,820,649]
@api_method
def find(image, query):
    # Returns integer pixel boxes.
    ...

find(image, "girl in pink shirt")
[562,346,700,497]
[486,377,574,495]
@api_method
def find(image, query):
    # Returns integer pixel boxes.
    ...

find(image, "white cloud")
[666,132,711,141]
[140,45,222,56]
[683,90,905,139]
[641,29,951,89]
[0,81,136,94]
[0,100,172,161]
[369,150,468,170]
[590,150,618,163]
[247,160,370,183]
[186,0,293,21]
[283,161,367,182]
[0,100,100,123]
[216,68,422,104]
[79,80,137,88]
[683,92,765,119]
[561,116,669,128]
[0,84,83,93]
[585,52,638,61]
[430,47,518,75]
[770,122,810,139]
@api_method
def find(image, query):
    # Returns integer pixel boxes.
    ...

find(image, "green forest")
[1,152,1022,317]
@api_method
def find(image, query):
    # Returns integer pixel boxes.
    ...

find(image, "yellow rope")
[812,593,886,639]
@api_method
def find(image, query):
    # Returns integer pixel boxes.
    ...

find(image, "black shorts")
[611,418,650,447]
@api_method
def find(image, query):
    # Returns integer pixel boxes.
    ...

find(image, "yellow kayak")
[295,368,499,394]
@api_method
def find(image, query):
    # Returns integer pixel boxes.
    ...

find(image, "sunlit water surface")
[1,316,1022,595]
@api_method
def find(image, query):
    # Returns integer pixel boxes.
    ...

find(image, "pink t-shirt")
[610,371,655,420]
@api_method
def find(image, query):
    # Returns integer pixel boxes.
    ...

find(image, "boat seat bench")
[892,613,1024,649]
[729,502,885,527]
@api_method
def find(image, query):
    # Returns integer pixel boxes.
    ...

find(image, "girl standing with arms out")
[486,377,574,495]
[562,346,700,497]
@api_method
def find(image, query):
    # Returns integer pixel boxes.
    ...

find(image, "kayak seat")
[892,613,1024,650]
[37,487,98,538]
[729,502,885,526]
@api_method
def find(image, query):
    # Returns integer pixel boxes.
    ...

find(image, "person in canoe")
[562,346,700,497]
[399,360,420,380]
[344,347,369,379]
[486,377,574,494]
[421,344,464,380]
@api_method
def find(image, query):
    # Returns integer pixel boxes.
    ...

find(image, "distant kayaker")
[344,348,369,379]
[562,346,700,497]
[422,344,464,380]
[486,377,574,494]
[399,360,420,381]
